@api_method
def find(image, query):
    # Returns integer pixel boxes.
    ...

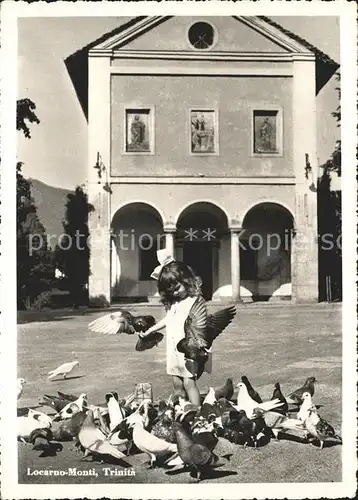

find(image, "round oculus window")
[188,22,215,50]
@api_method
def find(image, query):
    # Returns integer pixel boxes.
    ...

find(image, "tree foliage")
[55,186,94,307]
[16,98,40,139]
[17,100,54,309]
[317,71,342,301]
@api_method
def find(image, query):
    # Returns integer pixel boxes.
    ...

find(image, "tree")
[17,100,54,309]
[55,186,94,307]
[317,71,342,301]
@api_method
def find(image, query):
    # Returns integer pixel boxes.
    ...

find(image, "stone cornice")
[108,177,296,185]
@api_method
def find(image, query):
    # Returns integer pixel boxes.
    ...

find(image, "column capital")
[229,226,243,234]
[163,223,177,233]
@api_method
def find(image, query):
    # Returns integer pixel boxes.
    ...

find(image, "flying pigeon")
[235,382,284,419]
[214,378,234,401]
[241,376,262,404]
[105,392,125,431]
[174,420,222,482]
[297,391,317,423]
[55,393,87,420]
[78,409,128,462]
[304,407,342,449]
[126,406,177,467]
[88,310,155,335]
[176,296,236,365]
[48,360,79,380]
[17,378,26,400]
[270,382,288,415]
[286,376,316,404]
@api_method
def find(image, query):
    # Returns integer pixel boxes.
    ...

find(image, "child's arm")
[139,316,167,338]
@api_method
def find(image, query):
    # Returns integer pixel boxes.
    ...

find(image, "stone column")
[87,55,111,306]
[163,223,176,258]
[230,228,241,302]
[292,56,319,302]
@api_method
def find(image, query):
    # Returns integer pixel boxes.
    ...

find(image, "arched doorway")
[241,202,294,301]
[111,203,164,301]
[176,202,229,300]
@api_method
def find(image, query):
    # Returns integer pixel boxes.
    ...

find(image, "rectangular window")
[251,108,283,156]
[124,107,155,155]
[189,108,219,155]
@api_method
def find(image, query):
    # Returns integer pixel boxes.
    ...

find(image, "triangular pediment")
[90,16,313,55]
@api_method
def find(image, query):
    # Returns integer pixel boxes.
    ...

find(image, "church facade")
[66,16,338,304]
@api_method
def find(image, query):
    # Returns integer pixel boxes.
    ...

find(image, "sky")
[17,16,340,191]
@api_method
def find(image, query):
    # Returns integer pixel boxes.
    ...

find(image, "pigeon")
[52,411,87,441]
[48,360,79,380]
[17,378,26,400]
[234,409,267,448]
[214,378,234,401]
[55,393,87,420]
[304,407,342,449]
[39,394,74,413]
[286,377,316,404]
[57,390,78,402]
[135,331,164,351]
[241,376,262,404]
[78,409,128,462]
[235,382,284,419]
[174,420,221,482]
[127,408,177,467]
[151,407,177,444]
[297,392,317,423]
[28,427,53,451]
[105,392,125,431]
[88,310,155,336]
[18,409,52,441]
[176,296,236,364]
[256,409,304,439]
[203,387,217,406]
[270,382,288,415]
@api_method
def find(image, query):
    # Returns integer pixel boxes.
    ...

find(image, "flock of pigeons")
[17,371,342,482]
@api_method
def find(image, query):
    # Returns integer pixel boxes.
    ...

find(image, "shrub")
[89,294,110,309]
[31,291,53,311]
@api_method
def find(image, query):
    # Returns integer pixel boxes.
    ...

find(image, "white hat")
[150,249,175,280]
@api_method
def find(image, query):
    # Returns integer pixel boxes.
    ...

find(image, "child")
[139,251,212,407]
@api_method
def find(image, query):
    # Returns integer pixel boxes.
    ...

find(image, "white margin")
[0,1,357,499]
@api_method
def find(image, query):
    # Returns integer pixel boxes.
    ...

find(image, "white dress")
[165,295,212,378]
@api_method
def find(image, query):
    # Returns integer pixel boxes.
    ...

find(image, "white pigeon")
[202,387,217,406]
[56,393,87,420]
[234,382,284,419]
[48,360,79,380]
[18,409,52,441]
[297,391,316,423]
[106,392,125,431]
[127,409,177,467]
[17,378,26,400]
[78,409,127,461]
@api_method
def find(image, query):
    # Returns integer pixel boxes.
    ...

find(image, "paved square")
[17,303,342,484]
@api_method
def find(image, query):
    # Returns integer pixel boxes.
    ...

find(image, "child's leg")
[172,375,186,398]
[183,377,201,406]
